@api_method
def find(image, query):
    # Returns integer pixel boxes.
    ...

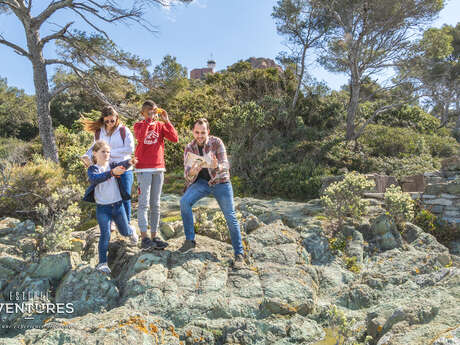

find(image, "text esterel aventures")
[0,291,74,315]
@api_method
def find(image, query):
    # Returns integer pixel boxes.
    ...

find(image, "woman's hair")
[91,140,110,164]
[80,106,120,135]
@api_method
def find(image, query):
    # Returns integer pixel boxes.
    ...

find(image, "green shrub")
[321,172,375,226]
[414,207,460,245]
[422,133,459,157]
[163,170,185,195]
[359,124,459,159]
[383,185,415,227]
[55,125,93,184]
[0,156,83,253]
[344,256,361,273]
[35,186,82,254]
[0,157,82,221]
[327,305,360,345]
[0,137,40,164]
[363,104,440,133]
[368,154,441,178]
[359,125,429,157]
[414,208,437,233]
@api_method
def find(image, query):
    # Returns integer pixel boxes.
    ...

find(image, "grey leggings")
[136,171,164,233]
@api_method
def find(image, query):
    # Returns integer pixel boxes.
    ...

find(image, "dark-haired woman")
[80,106,135,224]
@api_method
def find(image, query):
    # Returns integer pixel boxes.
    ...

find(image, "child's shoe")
[96,262,111,274]
[129,228,139,246]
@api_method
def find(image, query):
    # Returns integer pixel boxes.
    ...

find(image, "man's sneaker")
[129,228,138,246]
[151,237,169,249]
[96,262,111,274]
[233,254,245,269]
[141,237,154,249]
[178,240,196,254]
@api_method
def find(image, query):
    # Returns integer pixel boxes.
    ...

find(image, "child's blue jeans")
[96,200,133,264]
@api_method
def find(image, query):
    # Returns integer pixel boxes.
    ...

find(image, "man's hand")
[130,156,138,166]
[81,156,91,168]
[112,166,126,176]
[210,154,218,169]
[189,162,202,176]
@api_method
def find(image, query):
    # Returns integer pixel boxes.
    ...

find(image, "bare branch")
[0,0,19,10]
[70,7,110,40]
[32,0,72,27]
[40,21,74,46]
[0,34,31,59]
[353,102,408,140]
[49,82,74,99]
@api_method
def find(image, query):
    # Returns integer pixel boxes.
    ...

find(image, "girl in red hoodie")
[134,100,178,249]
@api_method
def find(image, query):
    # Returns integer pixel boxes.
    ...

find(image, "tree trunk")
[454,97,460,142]
[292,44,308,110]
[27,28,59,162]
[346,72,361,141]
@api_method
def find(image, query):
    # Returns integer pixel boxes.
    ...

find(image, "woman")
[80,106,135,224]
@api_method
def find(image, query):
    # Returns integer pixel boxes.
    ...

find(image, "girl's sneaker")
[129,228,139,246]
[96,263,111,274]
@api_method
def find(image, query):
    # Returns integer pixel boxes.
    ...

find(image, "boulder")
[55,265,119,317]
[28,251,82,281]
[370,215,403,251]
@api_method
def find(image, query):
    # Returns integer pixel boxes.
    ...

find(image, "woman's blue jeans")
[119,170,133,222]
[96,201,133,264]
[180,178,243,256]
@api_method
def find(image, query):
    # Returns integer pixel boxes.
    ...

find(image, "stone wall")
[320,156,460,227]
[421,156,460,225]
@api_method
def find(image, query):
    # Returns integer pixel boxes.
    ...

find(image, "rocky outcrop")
[0,195,458,345]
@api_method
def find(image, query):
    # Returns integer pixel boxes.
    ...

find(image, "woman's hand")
[81,156,91,168]
[112,166,126,176]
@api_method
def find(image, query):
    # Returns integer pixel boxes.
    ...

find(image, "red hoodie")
[134,120,178,169]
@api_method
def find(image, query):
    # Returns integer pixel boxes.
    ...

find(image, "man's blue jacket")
[82,160,132,203]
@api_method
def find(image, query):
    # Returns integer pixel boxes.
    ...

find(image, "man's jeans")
[96,201,133,264]
[119,170,133,222]
[180,178,243,256]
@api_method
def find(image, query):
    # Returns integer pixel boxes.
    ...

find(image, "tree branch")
[70,8,110,39]
[353,102,407,140]
[49,82,74,99]
[0,35,31,59]
[40,21,74,46]
[32,0,72,27]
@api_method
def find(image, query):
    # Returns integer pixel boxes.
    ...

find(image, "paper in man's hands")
[185,152,212,169]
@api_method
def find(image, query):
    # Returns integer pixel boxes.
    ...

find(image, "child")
[134,100,178,249]
[82,140,139,274]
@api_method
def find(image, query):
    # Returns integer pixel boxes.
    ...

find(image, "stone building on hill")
[190,57,283,80]
[190,60,216,80]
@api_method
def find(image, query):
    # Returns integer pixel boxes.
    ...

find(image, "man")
[179,118,245,269]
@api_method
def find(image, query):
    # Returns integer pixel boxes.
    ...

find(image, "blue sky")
[0,0,458,95]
